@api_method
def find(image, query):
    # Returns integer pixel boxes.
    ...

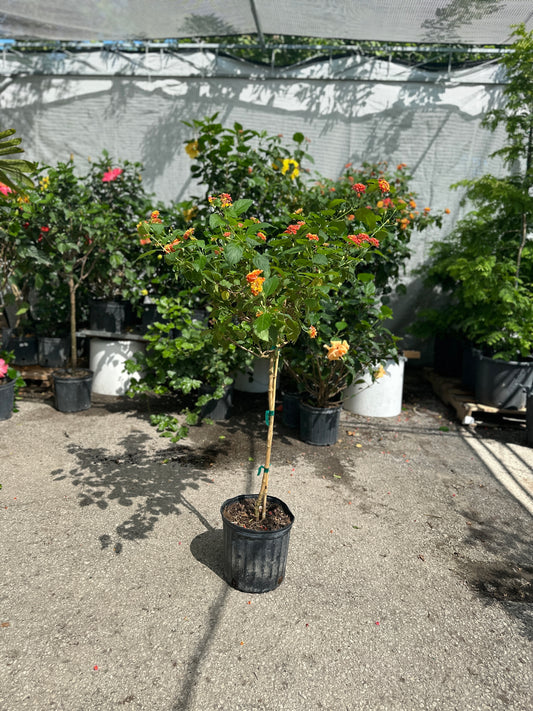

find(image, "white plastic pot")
[89,338,145,396]
[234,357,274,393]
[343,357,407,418]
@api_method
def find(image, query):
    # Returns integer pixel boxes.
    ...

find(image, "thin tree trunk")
[254,350,280,521]
[69,277,77,369]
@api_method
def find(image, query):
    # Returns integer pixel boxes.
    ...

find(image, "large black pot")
[2,329,38,366]
[199,384,233,421]
[299,400,341,445]
[38,336,69,368]
[221,494,294,594]
[0,378,15,420]
[474,353,533,410]
[89,300,133,334]
[52,368,93,412]
[281,391,301,429]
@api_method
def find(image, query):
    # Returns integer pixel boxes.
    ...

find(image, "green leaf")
[357,272,375,283]
[252,253,270,275]
[312,253,328,266]
[231,198,253,216]
[224,242,243,265]
[209,213,225,229]
[253,312,272,341]
[262,275,280,297]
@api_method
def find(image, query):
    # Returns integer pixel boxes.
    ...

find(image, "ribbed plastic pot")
[461,346,481,392]
[474,354,533,410]
[3,331,38,366]
[221,494,295,593]
[89,300,132,334]
[299,401,341,445]
[52,369,93,412]
[281,391,301,428]
[38,336,69,368]
[0,378,15,420]
[199,384,233,421]
[527,391,533,447]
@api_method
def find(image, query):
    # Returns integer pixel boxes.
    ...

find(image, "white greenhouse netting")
[0,49,510,341]
[0,0,532,45]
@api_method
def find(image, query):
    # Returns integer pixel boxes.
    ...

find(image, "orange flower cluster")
[220,193,232,207]
[150,210,162,223]
[324,340,350,361]
[347,233,379,247]
[246,269,265,295]
[163,238,181,253]
[284,220,305,235]
[352,183,366,195]
[183,227,195,239]
[306,233,319,241]
[257,231,267,241]
[309,325,317,339]
[378,179,390,193]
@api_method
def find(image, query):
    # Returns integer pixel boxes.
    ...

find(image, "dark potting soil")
[223,498,292,531]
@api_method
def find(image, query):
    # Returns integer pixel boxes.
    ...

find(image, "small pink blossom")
[102,168,123,183]
[0,182,13,196]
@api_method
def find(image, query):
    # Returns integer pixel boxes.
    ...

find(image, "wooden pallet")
[424,368,526,425]
[18,365,55,387]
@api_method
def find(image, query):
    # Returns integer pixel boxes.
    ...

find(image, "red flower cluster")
[352,183,366,195]
[347,233,380,247]
[284,220,305,235]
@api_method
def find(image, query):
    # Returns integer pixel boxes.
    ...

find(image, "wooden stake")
[254,350,280,520]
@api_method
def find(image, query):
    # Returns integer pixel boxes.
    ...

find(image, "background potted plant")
[0,349,25,420]
[138,180,390,592]
[412,24,533,409]
[125,290,245,439]
[21,159,101,410]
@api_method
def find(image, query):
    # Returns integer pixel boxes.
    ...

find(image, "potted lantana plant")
[138,183,391,592]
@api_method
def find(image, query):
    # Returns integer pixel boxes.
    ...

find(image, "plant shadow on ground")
[50,428,230,554]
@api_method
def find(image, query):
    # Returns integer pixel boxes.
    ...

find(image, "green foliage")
[283,280,399,407]
[139,192,389,359]
[0,128,36,198]
[125,293,245,442]
[412,25,533,361]
[301,161,445,295]
[183,114,312,225]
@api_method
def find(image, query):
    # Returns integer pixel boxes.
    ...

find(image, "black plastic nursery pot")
[2,329,38,366]
[52,368,93,413]
[38,336,69,368]
[221,494,295,594]
[281,391,301,429]
[199,385,233,421]
[527,391,533,447]
[0,378,15,420]
[299,400,341,446]
[474,353,533,410]
[89,299,133,334]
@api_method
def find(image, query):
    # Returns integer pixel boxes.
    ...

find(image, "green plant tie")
[257,465,269,477]
[265,409,275,426]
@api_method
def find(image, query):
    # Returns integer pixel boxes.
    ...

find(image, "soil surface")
[222,498,293,531]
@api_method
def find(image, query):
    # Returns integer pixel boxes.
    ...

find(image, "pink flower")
[102,168,123,183]
[0,182,13,196]
[0,358,8,378]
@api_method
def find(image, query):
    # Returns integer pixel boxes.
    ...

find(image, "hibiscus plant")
[138,181,393,520]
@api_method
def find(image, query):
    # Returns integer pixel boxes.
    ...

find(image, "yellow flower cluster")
[281,158,299,180]
[185,140,199,159]
[39,175,50,192]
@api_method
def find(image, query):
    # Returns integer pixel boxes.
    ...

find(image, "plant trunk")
[254,350,279,521]
[69,277,77,369]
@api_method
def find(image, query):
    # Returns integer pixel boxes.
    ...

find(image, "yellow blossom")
[324,340,350,361]
[185,140,199,159]
[374,364,386,379]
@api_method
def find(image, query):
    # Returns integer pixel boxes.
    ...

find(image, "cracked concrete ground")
[1,368,532,710]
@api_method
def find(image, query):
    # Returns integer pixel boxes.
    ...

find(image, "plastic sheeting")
[0,0,532,45]
[0,49,510,339]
